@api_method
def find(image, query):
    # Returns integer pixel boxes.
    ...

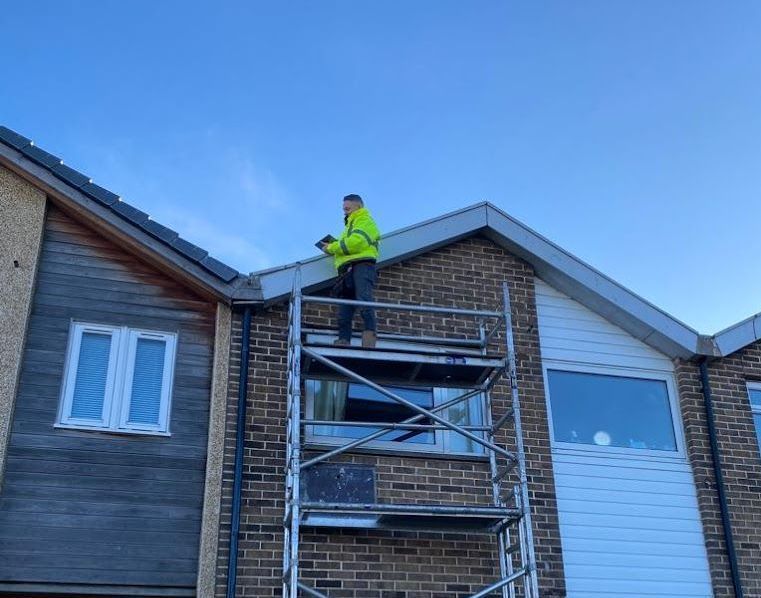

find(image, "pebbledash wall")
[675,345,761,598]
[214,236,567,597]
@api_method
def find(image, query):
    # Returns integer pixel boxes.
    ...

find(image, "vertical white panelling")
[535,278,713,598]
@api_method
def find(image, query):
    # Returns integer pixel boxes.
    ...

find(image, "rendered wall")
[197,302,232,598]
[0,165,46,490]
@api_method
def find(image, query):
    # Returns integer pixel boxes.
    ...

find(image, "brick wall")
[675,348,761,598]
[215,237,566,597]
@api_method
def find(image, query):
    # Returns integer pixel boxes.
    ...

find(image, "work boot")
[333,338,350,346]
[362,330,377,349]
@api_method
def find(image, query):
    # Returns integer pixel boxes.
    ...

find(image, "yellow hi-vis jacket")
[325,207,380,271]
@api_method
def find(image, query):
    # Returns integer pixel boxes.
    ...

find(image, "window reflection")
[310,380,435,444]
[306,380,485,454]
[547,370,677,451]
[749,388,761,408]
[441,387,484,454]
[748,388,761,454]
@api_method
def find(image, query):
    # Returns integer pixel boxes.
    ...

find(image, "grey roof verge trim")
[251,202,703,358]
[713,314,761,357]
[483,204,701,358]
[253,203,489,302]
[0,141,250,302]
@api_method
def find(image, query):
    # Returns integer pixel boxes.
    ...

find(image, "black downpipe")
[227,306,252,598]
[699,358,744,598]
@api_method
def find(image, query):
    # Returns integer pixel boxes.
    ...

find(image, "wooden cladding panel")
[0,206,215,594]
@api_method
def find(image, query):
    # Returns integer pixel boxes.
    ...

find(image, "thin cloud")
[227,150,291,212]
[150,209,273,273]
[69,132,289,273]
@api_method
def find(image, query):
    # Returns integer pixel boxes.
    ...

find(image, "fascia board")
[0,143,235,303]
[714,315,761,357]
[258,257,334,303]
[376,203,488,267]
[257,204,489,303]
[484,205,700,358]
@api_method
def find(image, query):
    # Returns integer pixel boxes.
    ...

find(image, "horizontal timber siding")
[0,206,215,595]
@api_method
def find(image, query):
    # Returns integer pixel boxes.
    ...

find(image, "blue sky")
[2,1,760,333]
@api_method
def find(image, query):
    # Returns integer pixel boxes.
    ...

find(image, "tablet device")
[315,234,336,250]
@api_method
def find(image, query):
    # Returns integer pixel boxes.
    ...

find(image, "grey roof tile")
[0,126,31,149]
[0,124,240,284]
[52,163,91,188]
[172,237,208,262]
[200,255,238,282]
[81,181,120,206]
[20,144,63,168]
[112,200,149,225]
[142,219,179,244]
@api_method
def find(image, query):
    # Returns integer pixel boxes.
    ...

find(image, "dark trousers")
[337,262,377,341]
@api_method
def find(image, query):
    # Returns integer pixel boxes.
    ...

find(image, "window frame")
[745,381,761,454]
[542,361,685,458]
[58,323,122,429]
[56,321,177,436]
[304,380,487,457]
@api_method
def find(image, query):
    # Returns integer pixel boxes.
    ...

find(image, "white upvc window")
[57,322,177,435]
[746,383,761,454]
[304,379,486,456]
[543,363,684,457]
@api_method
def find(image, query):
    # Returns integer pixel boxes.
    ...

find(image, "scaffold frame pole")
[282,267,539,598]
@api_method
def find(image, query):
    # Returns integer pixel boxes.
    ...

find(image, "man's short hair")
[343,193,364,206]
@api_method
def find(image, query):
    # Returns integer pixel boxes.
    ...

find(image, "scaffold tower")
[282,267,539,598]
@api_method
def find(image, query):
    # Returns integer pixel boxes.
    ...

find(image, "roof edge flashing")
[256,205,489,303]
[713,313,761,357]
[484,206,700,358]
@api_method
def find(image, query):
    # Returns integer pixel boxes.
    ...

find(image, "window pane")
[547,370,677,451]
[754,413,761,455]
[442,388,484,454]
[71,332,112,420]
[310,380,434,444]
[749,388,761,409]
[128,338,166,426]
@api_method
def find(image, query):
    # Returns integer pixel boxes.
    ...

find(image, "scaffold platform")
[282,272,539,598]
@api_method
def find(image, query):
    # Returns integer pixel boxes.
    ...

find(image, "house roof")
[5,124,757,359]
[0,125,260,302]
[252,202,713,359]
[255,202,761,359]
